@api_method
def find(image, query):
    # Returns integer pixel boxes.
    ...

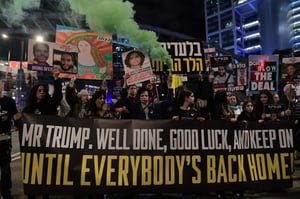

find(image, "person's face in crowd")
[208,71,215,82]
[36,85,46,102]
[287,65,296,77]
[195,98,203,109]
[61,54,74,71]
[218,66,226,77]
[229,95,238,106]
[285,84,297,99]
[186,93,195,105]
[140,91,149,105]
[259,93,269,104]
[128,85,137,97]
[245,102,254,113]
[96,95,106,109]
[34,43,49,63]
[129,52,142,69]
[78,40,91,53]
[81,93,89,104]
[273,94,280,103]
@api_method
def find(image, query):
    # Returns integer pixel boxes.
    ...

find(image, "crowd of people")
[1,63,300,198]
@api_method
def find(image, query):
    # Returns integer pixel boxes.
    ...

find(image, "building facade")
[204,0,297,57]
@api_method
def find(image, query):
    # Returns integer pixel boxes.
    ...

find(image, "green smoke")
[68,0,172,68]
[0,0,172,68]
[0,0,40,27]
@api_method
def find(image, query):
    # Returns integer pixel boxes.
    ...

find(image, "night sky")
[129,0,206,40]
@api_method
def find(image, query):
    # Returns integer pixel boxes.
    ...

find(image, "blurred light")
[35,35,44,42]
[2,34,8,39]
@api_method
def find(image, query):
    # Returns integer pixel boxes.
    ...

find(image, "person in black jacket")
[0,81,22,199]
[22,68,62,199]
[22,67,62,115]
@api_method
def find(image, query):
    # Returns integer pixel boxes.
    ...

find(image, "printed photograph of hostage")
[31,42,50,66]
[53,50,78,74]
[27,39,54,85]
[213,64,234,88]
[122,49,153,85]
[123,50,146,72]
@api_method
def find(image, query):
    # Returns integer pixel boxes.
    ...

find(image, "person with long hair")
[253,89,273,121]
[85,89,114,119]
[22,67,62,199]
[22,68,62,115]
[171,89,206,121]
[213,89,236,121]
[237,100,258,122]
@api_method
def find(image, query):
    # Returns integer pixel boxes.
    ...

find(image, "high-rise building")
[288,0,300,54]
[204,0,297,57]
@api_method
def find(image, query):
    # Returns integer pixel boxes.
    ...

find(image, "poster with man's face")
[27,39,78,78]
[55,25,113,80]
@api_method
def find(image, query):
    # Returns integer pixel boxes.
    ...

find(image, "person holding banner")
[0,81,22,199]
[22,67,62,116]
[237,100,258,122]
[253,89,273,121]
[85,88,115,119]
[280,83,300,157]
[171,89,206,121]
[213,89,236,122]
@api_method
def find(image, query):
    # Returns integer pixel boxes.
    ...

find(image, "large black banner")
[19,114,294,195]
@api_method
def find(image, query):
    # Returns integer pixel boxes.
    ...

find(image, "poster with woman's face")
[122,49,154,85]
[55,25,113,80]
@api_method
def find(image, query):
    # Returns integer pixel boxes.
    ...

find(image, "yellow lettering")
[153,156,163,185]
[175,156,185,184]
[141,156,152,185]
[207,155,216,183]
[217,155,227,183]
[118,156,129,186]
[22,152,31,184]
[130,156,140,186]
[31,153,44,184]
[266,153,280,180]
[228,155,236,182]
[106,156,117,186]
[280,153,291,180]
[81,155,92,185]
[237,155,247,182]
[256,154,267,180]
[192,155,201,184]
[56,154,63,185]
[94,155,106,186]
[63,154,73,185]
[45,154,56,185]
[165,156,175,185]
[247,154,258,181]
